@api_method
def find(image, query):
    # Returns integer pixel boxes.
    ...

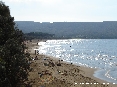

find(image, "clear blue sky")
[2,0,117,22]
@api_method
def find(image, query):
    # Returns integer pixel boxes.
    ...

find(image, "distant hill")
[15,21,117,39]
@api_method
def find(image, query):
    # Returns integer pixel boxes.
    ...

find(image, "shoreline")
[26,39,117,87]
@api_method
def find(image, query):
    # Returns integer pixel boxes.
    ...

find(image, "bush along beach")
[0,1,30,87]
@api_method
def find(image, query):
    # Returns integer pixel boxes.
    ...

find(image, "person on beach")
[37,50,39,54]
[35,56,38,60]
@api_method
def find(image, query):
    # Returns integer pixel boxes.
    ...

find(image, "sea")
[37,39,117,84]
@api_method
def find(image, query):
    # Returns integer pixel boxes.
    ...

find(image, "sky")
[2,0,117,22]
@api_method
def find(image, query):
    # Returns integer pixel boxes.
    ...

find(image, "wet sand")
[25,39,117,87]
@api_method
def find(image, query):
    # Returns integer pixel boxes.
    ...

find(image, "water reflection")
[38,39,117,83]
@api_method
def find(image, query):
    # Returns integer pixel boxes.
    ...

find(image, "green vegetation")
[24,32,55,40]
[0,1,30,87]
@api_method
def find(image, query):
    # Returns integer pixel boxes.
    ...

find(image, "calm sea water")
[37,39,117,84]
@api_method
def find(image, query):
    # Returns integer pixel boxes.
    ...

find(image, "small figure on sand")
[37,50,39,54]
[57,60,61,66]
[35,56,38,60]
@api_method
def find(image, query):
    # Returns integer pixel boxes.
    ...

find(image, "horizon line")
[15,21,117,23]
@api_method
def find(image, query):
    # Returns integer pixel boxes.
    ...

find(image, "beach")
[25,39,117,87]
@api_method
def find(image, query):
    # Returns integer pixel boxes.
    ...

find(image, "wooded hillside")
[15,21,117,39]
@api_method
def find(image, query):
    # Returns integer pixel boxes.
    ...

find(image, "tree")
[24,32,55,40]
[0,1,30,87]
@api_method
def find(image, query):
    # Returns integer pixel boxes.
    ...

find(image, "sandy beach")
[25,39,117,87]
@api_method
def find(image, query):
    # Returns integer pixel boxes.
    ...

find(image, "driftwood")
[38,70,52,78]
[57,63,61,66]
[44,63,49,66]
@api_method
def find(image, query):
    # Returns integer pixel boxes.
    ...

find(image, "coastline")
[26,39,117,87]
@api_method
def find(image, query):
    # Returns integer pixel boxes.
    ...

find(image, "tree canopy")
[24,32,55,40]
[0,1,30,87]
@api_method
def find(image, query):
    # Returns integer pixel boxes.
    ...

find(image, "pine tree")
[0,1,30,87]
